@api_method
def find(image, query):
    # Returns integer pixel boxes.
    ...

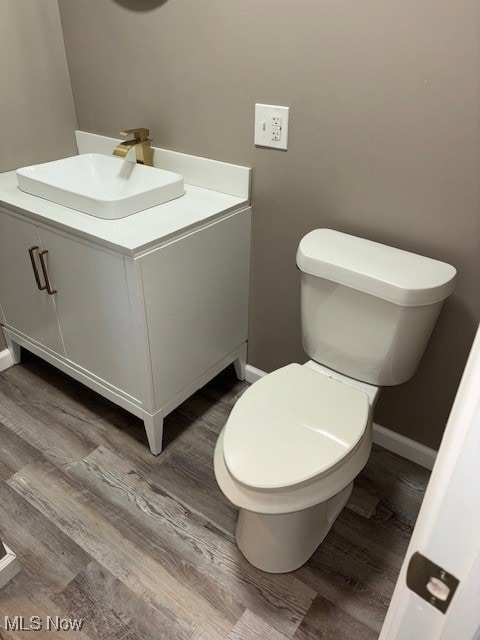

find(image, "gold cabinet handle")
[28,245,47,291]
[38,249,57,295]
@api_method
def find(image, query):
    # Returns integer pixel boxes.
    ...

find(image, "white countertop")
[0,131,251,256]
[0,172,248,256]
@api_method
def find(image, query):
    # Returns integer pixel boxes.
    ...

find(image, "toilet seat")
[223,363,370,492]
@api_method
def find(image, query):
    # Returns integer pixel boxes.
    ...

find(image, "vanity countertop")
[0,131,251,256]
[0,173,248,256]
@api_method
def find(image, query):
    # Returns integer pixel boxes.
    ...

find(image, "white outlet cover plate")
[254,104,290,150]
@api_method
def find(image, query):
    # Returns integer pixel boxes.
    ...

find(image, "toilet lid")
[223,364,370,491]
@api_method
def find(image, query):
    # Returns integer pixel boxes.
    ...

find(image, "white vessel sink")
[16,153,185,219]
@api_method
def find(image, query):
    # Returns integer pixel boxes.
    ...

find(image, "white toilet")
[214,229,456,573]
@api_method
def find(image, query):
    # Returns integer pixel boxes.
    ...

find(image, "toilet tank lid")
[296,229,457,306]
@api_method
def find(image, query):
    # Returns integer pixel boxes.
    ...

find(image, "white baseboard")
[244,364,266,385]
[372,422,436,470]
[244,364,437,470]
[0,348,14,373]
[0,545,21,590]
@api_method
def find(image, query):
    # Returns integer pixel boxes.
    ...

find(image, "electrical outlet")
[254,104,290,150]
[271,127,282,141]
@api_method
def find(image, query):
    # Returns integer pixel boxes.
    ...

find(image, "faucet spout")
[113,139,137,158]
[113,128,153,166]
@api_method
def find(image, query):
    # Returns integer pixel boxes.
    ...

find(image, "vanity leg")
[4,335,21,365]
[143,414,164,456]
[233,343,247,381]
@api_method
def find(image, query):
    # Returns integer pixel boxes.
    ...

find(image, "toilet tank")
[296,230,456,386]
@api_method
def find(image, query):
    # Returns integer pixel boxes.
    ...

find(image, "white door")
[38,228,141,400]
[380,325,480,640]
[0,212,64,354]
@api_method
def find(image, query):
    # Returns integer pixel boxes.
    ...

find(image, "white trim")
[244,364,437,470]
[244,364,266,385]
[0,348,14,373]
[372,422,436,470]
[0,545,21,590]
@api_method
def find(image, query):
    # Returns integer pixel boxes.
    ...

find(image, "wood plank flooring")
[0,351,430,639]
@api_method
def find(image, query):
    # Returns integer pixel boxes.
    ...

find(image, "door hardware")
[406,552,459,614]
[38,249,57,295]
[28,245,47,291]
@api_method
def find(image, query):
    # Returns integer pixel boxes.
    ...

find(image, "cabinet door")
[0,212,64,354]
[38,228,141,399]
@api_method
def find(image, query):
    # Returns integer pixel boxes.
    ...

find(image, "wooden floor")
[0,352,430,639]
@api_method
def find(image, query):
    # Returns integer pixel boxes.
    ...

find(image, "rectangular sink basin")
[16,153,185,219]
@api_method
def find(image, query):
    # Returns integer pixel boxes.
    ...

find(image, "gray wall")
[56,0,478,448]
[0,0,78,350]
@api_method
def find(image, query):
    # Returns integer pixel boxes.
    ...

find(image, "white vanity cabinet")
[0,212,65,356]
[0,211,141,397]
[0,204,251,455]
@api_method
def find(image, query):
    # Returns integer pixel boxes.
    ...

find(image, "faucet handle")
[119,128,150,142]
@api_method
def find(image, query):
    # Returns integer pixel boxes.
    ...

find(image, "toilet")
[214,229,456,573]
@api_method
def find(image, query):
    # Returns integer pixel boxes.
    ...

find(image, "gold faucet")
[113,128,153,166]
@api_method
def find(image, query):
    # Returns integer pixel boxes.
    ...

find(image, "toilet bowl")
[214,229,456,573]
[214,361,380,573]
